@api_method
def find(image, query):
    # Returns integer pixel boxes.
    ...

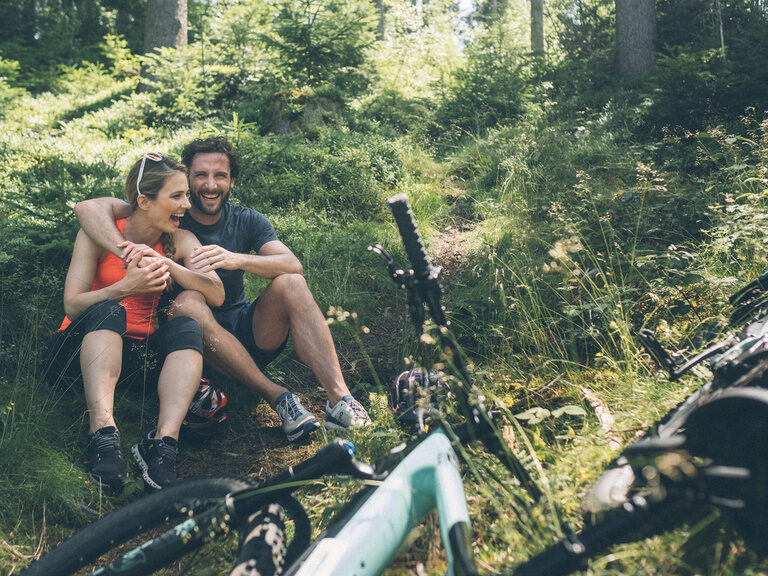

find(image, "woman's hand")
[118,241,164,266]
[122,255,170,294]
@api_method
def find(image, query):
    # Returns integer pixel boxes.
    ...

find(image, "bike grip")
[275,438,354,483]
[387,193,433,281]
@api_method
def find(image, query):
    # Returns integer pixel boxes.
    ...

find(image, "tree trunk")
[615,0,655,79]
[531,0,544,55]
[144,0,187,53]
[375,0,386,40]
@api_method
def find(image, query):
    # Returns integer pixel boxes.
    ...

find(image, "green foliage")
[235,128,404,218]
[100,35,141,79]
[547,0,615,103]
[643,0,768,133]
[369,0,460,101]
[699,117,768,278]
[0,57,26,110]
[140,45,243,124]
[262,0,377,95]
[434,18,531,140]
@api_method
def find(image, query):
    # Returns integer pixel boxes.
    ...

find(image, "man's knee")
[168,290,213,324]
[269,273,311,300]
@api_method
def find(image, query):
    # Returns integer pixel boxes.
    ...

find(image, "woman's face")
[145,171,191,233]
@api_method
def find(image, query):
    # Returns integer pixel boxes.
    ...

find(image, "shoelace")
[91,433,121,458]
[348,400,368,419]
[281,395,302,420]
[148,441,177,467]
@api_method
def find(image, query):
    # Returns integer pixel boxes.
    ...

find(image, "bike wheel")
[21,477,252,576]
[582,382,715,515]
[680,386,768,555]
[230,494,311,576]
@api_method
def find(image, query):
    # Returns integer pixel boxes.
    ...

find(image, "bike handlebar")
[388,194,435,282]
[387,194,448,328]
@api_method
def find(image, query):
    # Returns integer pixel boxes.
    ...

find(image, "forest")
[2,0,768,573]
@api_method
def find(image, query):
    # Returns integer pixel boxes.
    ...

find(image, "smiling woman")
[43,153,224,492]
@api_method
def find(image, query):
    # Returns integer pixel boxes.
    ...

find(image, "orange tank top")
[59,219,166,339]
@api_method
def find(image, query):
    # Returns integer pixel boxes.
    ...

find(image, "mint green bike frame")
[286,429,473,576]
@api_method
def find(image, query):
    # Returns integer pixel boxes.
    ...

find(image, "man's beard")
[190,187,229,216]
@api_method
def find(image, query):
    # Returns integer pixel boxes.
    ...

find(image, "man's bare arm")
[189,240,303,279]
[74,197,132,259]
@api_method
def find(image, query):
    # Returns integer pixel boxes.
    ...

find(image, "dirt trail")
[178,220,474,483]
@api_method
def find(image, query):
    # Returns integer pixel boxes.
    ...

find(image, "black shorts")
[212,300,287,369]
[43,300,203,389]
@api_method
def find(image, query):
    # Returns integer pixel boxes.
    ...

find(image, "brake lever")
[368,244,409,289]
[637,329,737,381]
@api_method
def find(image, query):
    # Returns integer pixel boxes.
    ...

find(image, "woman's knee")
[163,316,203,355]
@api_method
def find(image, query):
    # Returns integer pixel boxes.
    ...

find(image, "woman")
[48,153,224,491]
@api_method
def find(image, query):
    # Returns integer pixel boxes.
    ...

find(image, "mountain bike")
[580,271,768,518]
[21,196,768,576]
[20,193,540,576]
[511,272,768,574]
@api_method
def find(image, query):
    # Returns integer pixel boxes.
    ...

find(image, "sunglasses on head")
[136,152,164,196]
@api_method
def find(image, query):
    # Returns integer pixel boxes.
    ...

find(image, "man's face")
[188,152,234,217]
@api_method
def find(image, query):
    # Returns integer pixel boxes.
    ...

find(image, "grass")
[2,43,768,576]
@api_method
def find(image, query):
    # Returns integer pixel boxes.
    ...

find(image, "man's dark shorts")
[212,300,287,369]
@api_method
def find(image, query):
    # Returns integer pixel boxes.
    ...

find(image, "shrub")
[235,128,404,219]
[140,45,242,124]
[262,0,377,96]
[434,20,530,140]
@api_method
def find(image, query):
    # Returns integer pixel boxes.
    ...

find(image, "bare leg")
[168,291,289,407]
[251,274,351,405]
[80,330,123,432]
[156,349,203,440]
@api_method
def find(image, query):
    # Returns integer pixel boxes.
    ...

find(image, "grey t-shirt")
[181,203,278,312]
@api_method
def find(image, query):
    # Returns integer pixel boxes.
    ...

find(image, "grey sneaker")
[275,393,320,442]
[325,397,372,430]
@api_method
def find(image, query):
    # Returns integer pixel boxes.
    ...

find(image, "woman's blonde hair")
[124,153,187,260]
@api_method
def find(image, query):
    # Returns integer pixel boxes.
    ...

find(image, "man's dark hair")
[181,136,242,180]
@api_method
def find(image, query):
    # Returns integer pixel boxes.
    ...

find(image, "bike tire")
[21,477,252,576]
[230,494,311,576]
[680,387,768,555]
[231,503,287,576]
[583,381,715,515]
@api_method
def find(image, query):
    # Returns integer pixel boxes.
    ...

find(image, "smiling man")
[74,137,371,442]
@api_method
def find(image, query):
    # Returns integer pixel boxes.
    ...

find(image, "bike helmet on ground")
[183,378,228,430]
[390,367,445,431]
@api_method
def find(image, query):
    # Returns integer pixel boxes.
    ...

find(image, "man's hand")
[118,241,164,267]
[123,255,170,294]
[189,244,241,272]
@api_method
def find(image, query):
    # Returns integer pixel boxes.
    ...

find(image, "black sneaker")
[85,426,127,490]
[131,430,178,490]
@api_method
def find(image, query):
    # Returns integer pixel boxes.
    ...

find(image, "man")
[74,137,371,442]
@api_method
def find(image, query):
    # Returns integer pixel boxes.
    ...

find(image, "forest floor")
[176,217,474,482]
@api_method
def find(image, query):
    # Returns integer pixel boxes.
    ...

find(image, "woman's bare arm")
[63,230,170,319]
[142,229,226,307]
